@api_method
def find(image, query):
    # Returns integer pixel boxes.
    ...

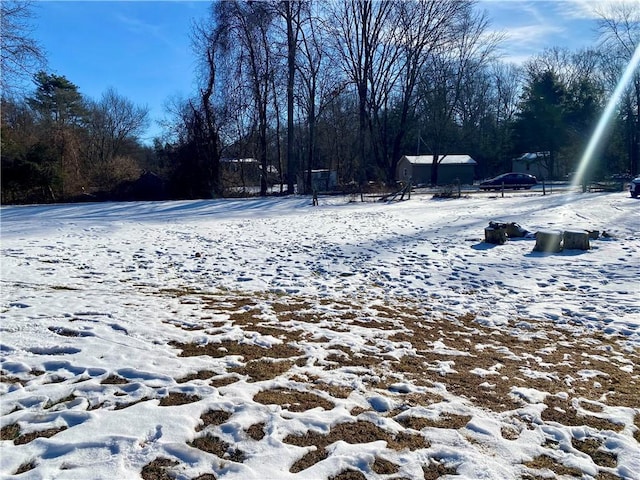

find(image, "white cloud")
[553,0,639,21]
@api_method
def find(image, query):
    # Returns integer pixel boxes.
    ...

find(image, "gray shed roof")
[402,155,477,165]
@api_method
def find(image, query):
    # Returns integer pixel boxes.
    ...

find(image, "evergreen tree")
[514,70,567,179]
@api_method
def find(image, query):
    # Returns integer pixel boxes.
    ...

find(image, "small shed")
[512,152,551,179]
[396,155,477,186]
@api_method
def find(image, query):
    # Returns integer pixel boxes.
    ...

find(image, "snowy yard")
[1,191,639,479]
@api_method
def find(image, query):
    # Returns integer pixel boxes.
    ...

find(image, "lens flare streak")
[571,42,640,189]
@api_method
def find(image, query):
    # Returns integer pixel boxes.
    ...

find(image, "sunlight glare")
[571,42,640,190]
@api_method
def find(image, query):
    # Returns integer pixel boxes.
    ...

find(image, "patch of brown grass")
[524,455,583,477]
[423,459,457,479]
[15,460,36,474]
[290,448,328,473]
[197,410,232,431]
[0,423,20,441]
[312,381,353,399]
[0,374,23,387]
[47,326,84,337]
[44,393,77,409]
[192,474,217,480]
[189,435,245,463]
[101,374,129,385]
[210,375,240,388]
[246,422,265,441]
[253,388,334,412]
[114,397,152,410]
[397,414,471,431]
[371,457,399,474]
[13,426,68,445]
[231,359,294,382]
[284,420,428,472]
[542,395,624,431]
[329,470,367,480]
[159,392,200,406]
[572,437,617,468]
[141,457,178,480]
[176,370,217,383]
[170,340,300,362]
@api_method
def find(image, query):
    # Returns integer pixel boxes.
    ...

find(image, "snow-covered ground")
[1,191,639,480]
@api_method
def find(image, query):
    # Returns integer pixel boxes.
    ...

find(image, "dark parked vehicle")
[630,176,640,198]
[479,173,537,191]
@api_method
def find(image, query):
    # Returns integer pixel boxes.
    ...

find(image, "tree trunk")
[286,5,296,194]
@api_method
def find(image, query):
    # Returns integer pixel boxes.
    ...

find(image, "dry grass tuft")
[15,460,36,475]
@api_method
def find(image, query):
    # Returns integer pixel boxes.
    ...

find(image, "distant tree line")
[1,0,638,204]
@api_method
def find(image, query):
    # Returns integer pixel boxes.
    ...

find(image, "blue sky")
[31,1,211,143]
[29,1,611,143]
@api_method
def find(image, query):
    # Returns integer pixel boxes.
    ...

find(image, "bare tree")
[379,0,467,183]
[215,1,277,196]
[596,1,640,175]
[416,5,500,185]
[274,1,306,194]
[329,0,394,184]
[295,4,346,193]
[0,0,46,94]
[488,62,524,173]
[87,88,149,164]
